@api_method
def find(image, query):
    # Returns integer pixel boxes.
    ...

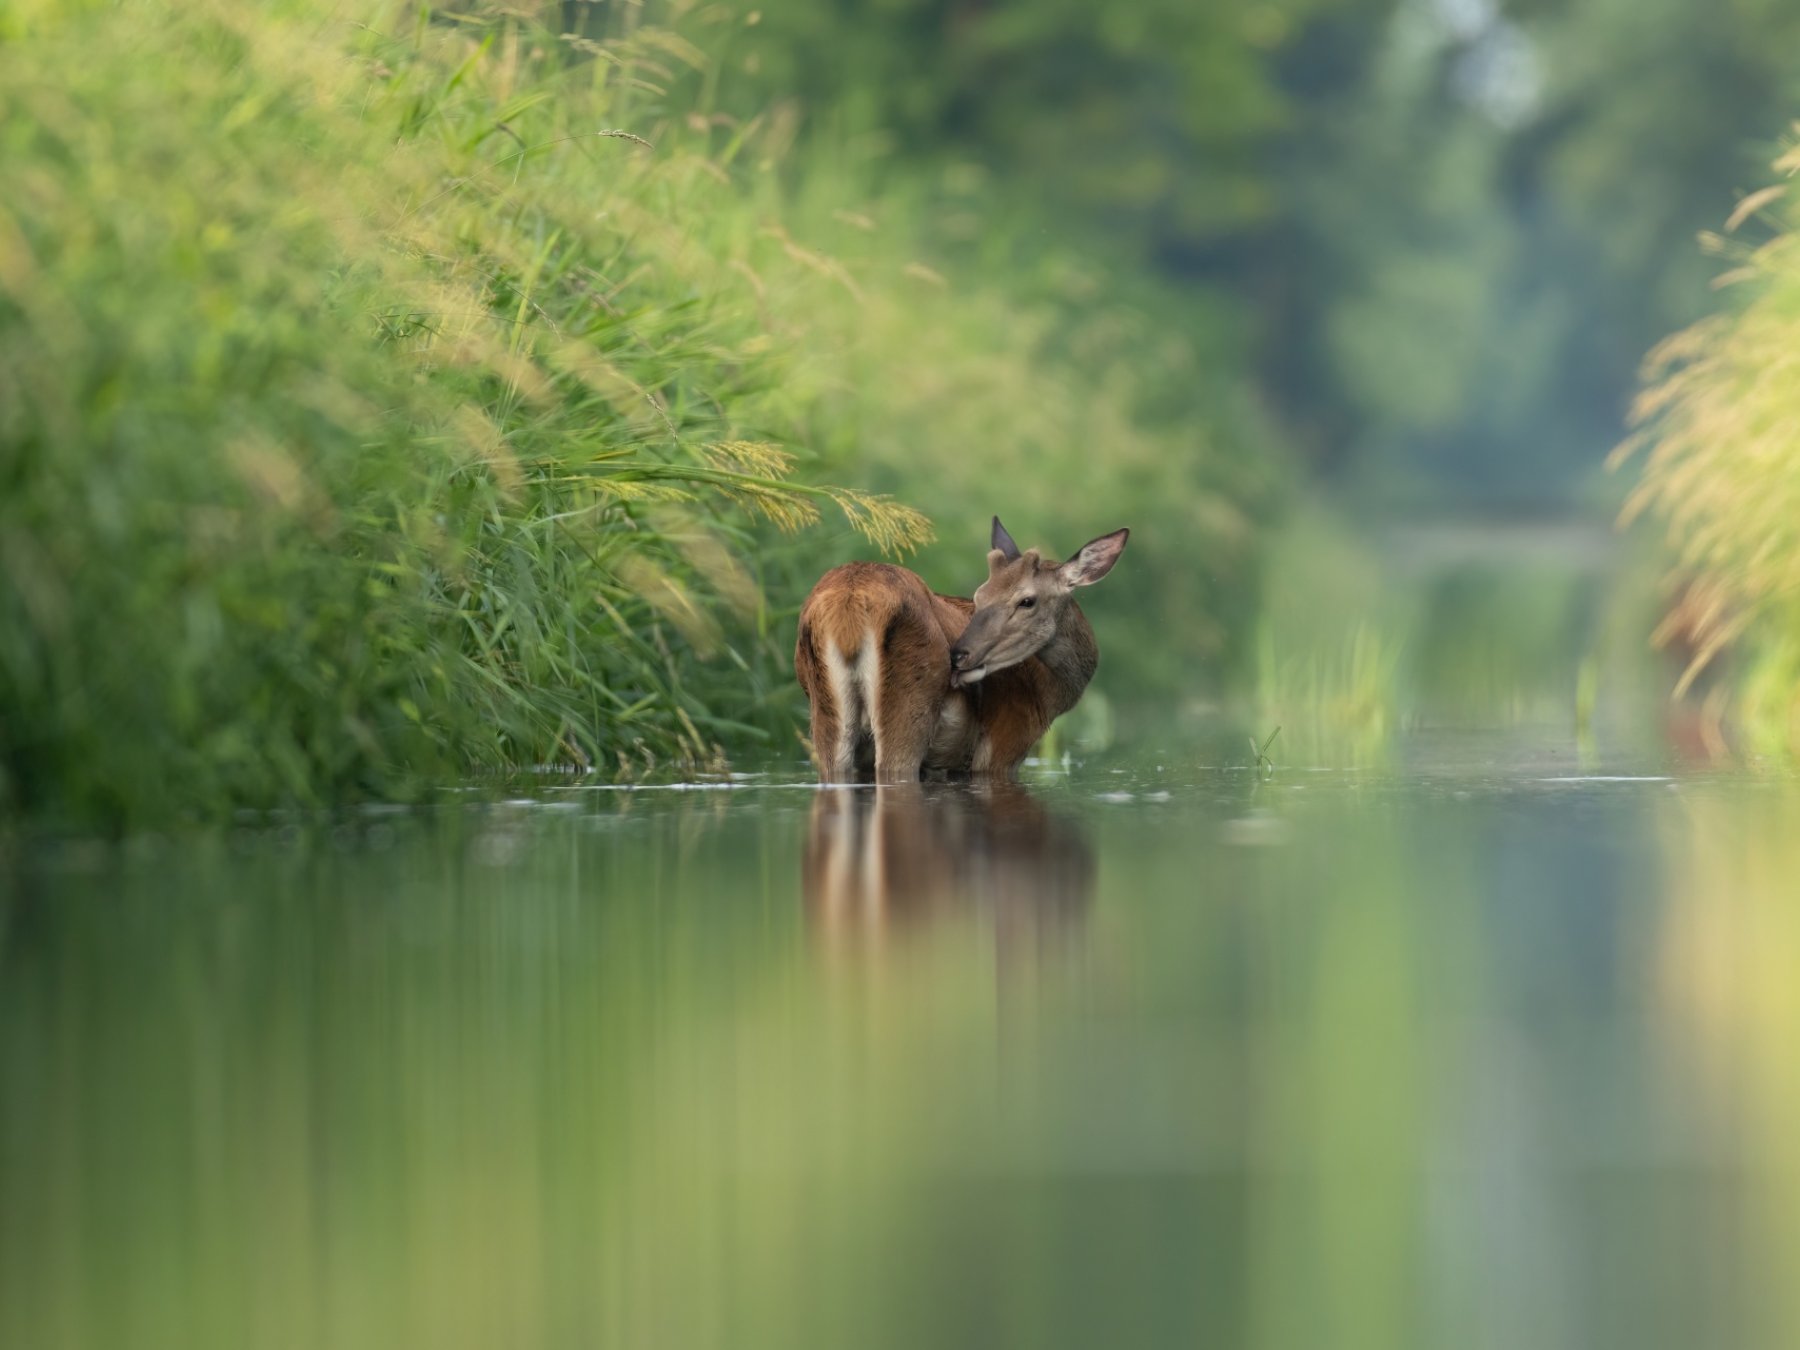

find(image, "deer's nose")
[949,646,969,669]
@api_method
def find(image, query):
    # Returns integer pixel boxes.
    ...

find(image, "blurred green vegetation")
[1,0,922,822]
[682,0,1800,505]
[8,0,1800,823]
[1616,132,1800,751]
[0,0,1273,824]
[1250,505,1666,763]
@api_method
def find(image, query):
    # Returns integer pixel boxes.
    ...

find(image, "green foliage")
[692,0,1800,506]
[692,0,1313,254]
[1,0,1284,825]
[1277,0,1800,502]
[0,0,937,824]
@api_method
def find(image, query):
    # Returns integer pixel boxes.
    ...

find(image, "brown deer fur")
[794,519,1127,782]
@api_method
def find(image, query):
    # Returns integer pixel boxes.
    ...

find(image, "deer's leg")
[798,620,856,782]
[872,608,947,784]
[819,635,883,782]
[810,695,856,782]
[872,720,927,783]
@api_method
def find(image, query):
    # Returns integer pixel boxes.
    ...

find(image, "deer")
[794,517,1129,781]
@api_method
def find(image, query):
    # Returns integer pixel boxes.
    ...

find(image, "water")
[5,731,1799,1350]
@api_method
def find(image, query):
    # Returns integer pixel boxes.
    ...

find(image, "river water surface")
[5,730,1799,1349]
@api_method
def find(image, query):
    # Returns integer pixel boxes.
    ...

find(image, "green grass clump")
[0,0,939,825]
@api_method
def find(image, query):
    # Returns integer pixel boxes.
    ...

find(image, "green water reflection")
[5,738,1799,1349]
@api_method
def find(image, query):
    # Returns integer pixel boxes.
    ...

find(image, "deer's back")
[797,564,960,655]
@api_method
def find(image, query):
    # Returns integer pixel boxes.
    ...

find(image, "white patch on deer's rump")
[856,632,881,762]
[822,642,857,725]
[821,631,879,770]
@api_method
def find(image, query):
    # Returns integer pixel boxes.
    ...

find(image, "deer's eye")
[1017,596,1036,610]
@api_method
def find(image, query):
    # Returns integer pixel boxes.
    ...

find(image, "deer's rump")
[794,563,976,780]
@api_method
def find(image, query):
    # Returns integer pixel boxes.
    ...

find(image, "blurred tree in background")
[635,0,1800,507]
[1319,0,1800,505]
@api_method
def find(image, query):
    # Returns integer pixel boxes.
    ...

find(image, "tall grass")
[0,0,950,823]
[1,0,1285,827]
[1614,130,1800,740]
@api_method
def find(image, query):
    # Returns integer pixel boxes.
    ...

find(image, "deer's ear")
[1059,528,1129,587]
[991,516,1022,561]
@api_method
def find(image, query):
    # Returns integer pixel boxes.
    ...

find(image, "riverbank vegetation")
[1615,134,1800,750]
[9,0,1800,827]
[0,0,1275,825]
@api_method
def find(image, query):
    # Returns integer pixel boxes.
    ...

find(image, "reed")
[0,0,1281,826]
[0,0,933,824]
[1614,129,1800,739]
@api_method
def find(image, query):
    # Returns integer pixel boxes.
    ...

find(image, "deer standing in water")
[794,518,1129,781]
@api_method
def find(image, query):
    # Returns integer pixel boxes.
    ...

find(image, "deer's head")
[948,517,1129,688]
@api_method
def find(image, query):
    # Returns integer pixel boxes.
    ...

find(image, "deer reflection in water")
[802,782,1093,953]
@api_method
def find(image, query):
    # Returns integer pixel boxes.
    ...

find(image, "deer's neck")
[930,596,1100,775]
[1036,602,1099,716]
[958,603,1097,774]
